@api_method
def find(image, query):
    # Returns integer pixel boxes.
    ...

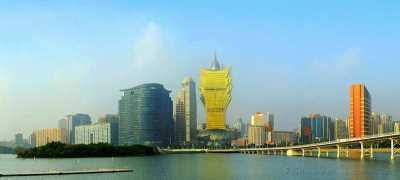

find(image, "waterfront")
[1,154,400,180]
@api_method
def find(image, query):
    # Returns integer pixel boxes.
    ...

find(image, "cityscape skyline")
[1,1,400,140]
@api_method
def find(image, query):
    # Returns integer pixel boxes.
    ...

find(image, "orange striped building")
[349,84,372,138]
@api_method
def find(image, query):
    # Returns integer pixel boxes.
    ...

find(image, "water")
[0,153,399,180]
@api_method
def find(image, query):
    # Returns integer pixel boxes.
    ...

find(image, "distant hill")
[0,146,16,154]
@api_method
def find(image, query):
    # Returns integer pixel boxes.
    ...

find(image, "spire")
[210,50,221,70]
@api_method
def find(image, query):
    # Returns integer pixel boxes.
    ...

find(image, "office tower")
[301,114,334,144]
[334,118,348,139]
[199,53,232,129]
[371,112,381,135]
[233,118,246,138]
[349,84,372,138]
[266,112,274,131]
[98,114,119,145]
[29,133,36,147]
[251,112,267,126]
[15,133,23,147]
[394,122,400,133]
[271,131,294,145]
[173,77,197,146]
[380,113,394,133]
[75,122,118,146]
[248,112,267,146]
[119,83,174,146]
[58,113,92,144]
[34,128,67,147]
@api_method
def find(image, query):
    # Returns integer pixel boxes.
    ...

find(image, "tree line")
[16,142,159,158]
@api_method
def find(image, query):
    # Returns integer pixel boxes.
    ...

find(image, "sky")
[1,1,400,140]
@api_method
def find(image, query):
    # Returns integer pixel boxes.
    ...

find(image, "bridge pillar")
[326,150,329,157]
[262,150,264,155]
[391,138,395,160]
[274,150,276,155]
[360,142,364,160]
[336,145,340,159]
[317,147,321,158]
[346,146,349,158]
[302,149,305,157]
[370,144,374,159]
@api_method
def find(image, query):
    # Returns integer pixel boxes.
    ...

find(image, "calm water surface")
[0,153,399,180]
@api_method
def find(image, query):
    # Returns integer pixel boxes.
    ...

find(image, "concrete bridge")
[240,132,400,160]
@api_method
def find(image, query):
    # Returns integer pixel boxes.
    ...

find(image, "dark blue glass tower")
[119,83,173,147]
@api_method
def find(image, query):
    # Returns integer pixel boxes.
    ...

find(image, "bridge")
[240,132,400,160]
[162,132,400,160]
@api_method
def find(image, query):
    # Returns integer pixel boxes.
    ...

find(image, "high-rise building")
[199,53,232,130]
[119,83,174,146]
[371,112,381,135]
[247,126,266,146]
[251,112,267,126]
[34,128,67,147]
[15,133,23,147]
[75,122,118,146]
[173,77,197,146]
[301,114,334,144]
[233,118,247,138]
[394,122,400,133]
[349,84,371,138]
[248,112,267,146]
[334,118,348,139]
[58,113,92,144]
[266,112,274,131]
[98,114,119,145]
[380,113,394,134]
[29,133,36,147]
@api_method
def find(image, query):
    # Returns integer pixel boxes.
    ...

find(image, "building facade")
[98,114,119,145]
[301,114,334,144]
[75,123,118,145]
[266,112,274,131]
[271,131,294,145]
[247,126,266,146]
[34,128,66,147]
[199,54,232,130]
[349,84,372,138]
[334,118,348,139]
[15,133,23,147]
[119,83,174,146]
[58,113,92,144]
[173,77,197,146]
[394,122,400,133]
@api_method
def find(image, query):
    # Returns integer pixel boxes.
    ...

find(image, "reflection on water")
[0,153,399,180]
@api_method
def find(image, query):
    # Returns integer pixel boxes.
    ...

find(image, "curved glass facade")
[119,83,173,146]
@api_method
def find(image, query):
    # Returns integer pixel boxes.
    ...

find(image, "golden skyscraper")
[199,53,232,130]
[349,84,372,138]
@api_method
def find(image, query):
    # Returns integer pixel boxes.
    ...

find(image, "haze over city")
[1,1,400,140]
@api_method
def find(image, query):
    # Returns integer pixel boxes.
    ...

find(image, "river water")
[0,153,399,180]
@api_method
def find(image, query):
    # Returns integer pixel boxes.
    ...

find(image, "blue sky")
[1,1,400,140]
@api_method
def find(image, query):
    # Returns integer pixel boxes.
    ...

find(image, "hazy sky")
[1,1,400,140]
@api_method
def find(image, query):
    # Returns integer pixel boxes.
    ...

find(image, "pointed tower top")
[210,50,221,70]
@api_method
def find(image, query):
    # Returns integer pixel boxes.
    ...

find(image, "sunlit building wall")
[247,126,266,146]
[349,84,372,138]
[34,128,66,147]
[334,118,348,139]
[75,122,118,145]
[199,54,232,130]
[173,77,197,145]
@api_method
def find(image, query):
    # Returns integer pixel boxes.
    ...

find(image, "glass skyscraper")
[119,83,173,146]
[301,114,334,144]
[58,113,92,144]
